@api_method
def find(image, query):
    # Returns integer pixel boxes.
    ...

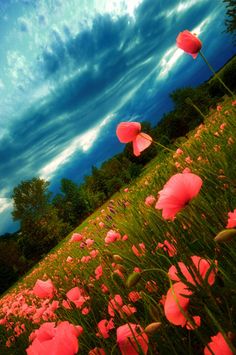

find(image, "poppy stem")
[199,51,235,98]
[139,133,174,153]
[185,97,205,119]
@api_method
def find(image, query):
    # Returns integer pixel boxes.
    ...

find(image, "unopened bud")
[113,254,123,262]
[126,272,142,288]
[214,229,236,243]
[144,322,162,335]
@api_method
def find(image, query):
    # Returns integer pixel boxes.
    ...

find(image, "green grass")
[0,98,236,354]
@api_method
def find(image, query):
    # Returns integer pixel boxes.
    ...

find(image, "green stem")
[185,97,205,119]
[140,133,174,153]
[199,51,235,98]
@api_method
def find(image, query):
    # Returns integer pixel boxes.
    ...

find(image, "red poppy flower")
[155,172,203,220]
[32,279,55,299]
[164,282,192,326]
[117,323,148,355]
[168,256,217,286]
[176,30,202,59]
[204,332,233,355]
[26,321,81,355]
[116,122,152,156]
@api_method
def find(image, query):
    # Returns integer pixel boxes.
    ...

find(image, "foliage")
[223,0,236,41]
[11,178,69,261]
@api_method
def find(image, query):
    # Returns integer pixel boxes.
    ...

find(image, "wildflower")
[116,122,152,156]
[204,332,233,355]
[164,282,192,326]
[70,233,83,242]
[95,265,103,280]
[117,323,149,355]
[157,240,177,257]
[226,209,236,228]
[26,321,81,355]
[145,195,156,206]
[155,172,203,220]
[89,348,106,355]
[132,243,146,257]
[168,256,217,286]
[32,279,55,299]
[105,230,121,244]
[96,319,114,339]
[176,30,202,58]
[66,287,89,308]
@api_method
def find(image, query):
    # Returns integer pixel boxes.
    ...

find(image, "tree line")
[0,55,235,295]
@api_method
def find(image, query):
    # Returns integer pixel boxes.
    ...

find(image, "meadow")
[0,96,236,354]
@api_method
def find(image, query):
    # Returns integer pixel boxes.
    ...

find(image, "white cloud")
[0,79,4,90]
[157,46,183,79]
[39,114,114,180]
[103,0,143,18]
[0,198,12,214]
[165,0,204,18]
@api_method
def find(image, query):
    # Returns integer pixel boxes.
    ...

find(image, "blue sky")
[0,0,235,234]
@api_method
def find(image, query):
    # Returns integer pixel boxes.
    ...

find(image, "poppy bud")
[113,254,123,262]
[144,322,162,335]
[214,229,236,243]
[126,272,142,288]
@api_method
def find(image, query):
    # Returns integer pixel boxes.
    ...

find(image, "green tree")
[223,0,236,41]
[53,178,90,227]
[12,178,68,260]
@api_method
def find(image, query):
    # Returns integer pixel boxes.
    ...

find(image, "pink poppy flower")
[204,332,233,355]
[155,172,203,220]
[128,291,141,303]
[116,122,152,157]
[108,294,123,317]
[157,240,177,257]
[186,316,201,330]
[97,319,114,339]
[120,304,137,318]
[89,348,106,355]
[85,238,94,247]
[117,323,148,355]
[32,279,55,299]
[95,265,103,280]
[132,243,146,257]
[70,233,83,242]
[145,280,158,293]
[176,30,202,59]
[80,256,91,263]
[66,287,89,308]
[26,321,80,355]
[164,282,192,326]
[145,195,156,206]
[226,209,236,228]
[168,256,217,286]
[105,230,121,244]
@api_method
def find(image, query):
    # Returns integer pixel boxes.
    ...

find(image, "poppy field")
[0,31,236,354]
[0,96,235,354]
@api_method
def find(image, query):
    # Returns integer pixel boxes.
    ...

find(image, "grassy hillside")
[0,98,236,354]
